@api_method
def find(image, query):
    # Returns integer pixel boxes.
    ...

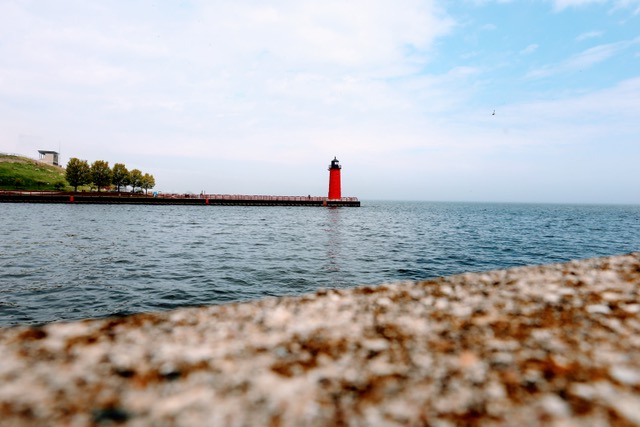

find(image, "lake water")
[1,201,639,326]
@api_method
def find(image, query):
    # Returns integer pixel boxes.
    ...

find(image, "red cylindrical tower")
[328,157,342,200]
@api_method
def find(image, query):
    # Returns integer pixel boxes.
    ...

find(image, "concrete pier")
[0,192,361,207]
[1,253,639,426]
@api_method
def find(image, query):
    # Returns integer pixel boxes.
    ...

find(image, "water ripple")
[1,202,639,326]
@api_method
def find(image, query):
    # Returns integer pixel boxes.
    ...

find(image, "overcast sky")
[1,0,639,203]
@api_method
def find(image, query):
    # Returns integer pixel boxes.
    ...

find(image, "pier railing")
[207,194,358,202]
[164,193,359,202]
[0,190,67,196]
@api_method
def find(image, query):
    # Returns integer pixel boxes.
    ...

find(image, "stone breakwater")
[1,254,639,426]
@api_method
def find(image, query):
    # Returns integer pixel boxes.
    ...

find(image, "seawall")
[0,192,361,207]
[1,253,639,426]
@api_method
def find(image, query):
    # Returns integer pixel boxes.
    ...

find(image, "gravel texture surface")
[1,253,639,426]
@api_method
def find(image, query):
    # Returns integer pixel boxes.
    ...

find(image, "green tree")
[141,173,156,195]
[129,169,143,193]
[111,163,130,192]
[65,158,91,192]
[90,160,112,192]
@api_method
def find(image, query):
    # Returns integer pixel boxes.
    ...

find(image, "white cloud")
[550,0,640,12]
[0,0,461,195]
[576,30,604,41]
[551,0,607,10]
[609,0,640,13]
[525,37,640,78]
[520,44,539,55]
[0,0,454,149]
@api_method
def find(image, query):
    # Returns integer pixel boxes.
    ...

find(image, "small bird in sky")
[492,109,495,116]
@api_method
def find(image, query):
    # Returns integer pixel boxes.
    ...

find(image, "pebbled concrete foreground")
[1,253,640,426]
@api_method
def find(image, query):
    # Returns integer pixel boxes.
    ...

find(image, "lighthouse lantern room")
[328,157,342,200]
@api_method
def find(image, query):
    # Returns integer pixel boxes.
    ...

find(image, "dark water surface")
[1,201,639,326]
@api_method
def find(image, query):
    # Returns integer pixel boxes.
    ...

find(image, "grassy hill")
[0,154,68,191]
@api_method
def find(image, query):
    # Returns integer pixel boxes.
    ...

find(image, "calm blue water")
[1,201,639,326]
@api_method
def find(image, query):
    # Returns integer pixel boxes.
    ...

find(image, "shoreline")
[1,253,639,425]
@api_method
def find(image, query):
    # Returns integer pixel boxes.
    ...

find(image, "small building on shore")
[38,150,59,166]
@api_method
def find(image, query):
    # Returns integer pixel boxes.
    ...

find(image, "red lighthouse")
[328,157,342,200]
